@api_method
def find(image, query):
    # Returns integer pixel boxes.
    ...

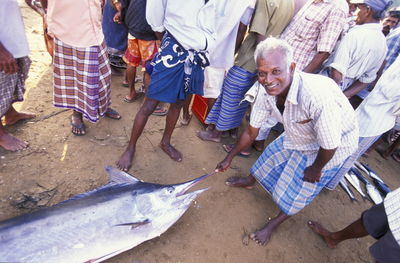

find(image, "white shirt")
[356,56,400,137]
[384,187,400,246]
[208,0,255,68]
[250,71,358,169]
[328,23,387,90]
[0,0,29,58]
[146,0,217,51]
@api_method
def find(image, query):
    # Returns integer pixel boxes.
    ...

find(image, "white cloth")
[208,0,255,68]
[0,0,29,58]
[384,187,400,246]
[250,71,358,169]
[203,67,225,98]
[356,56,400,137]
[146,0,217,51]
[328,23,387,91]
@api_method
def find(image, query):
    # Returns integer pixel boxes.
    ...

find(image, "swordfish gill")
[0,166,210,263]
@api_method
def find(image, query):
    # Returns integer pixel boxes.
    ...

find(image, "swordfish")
[0,166,210,263]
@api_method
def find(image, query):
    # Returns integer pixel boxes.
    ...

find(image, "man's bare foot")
[225,176,255,189]
[249,221,277,246]
[307,221,337,248]
[160,143,182,162]
[4,111,35,126]
[0,132,28,151]
[116,148,135,171]
[197,130,221,143]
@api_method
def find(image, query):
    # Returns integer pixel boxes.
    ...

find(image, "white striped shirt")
[356,56,400,137]
[250,71,358,169]
[384,187,400,246]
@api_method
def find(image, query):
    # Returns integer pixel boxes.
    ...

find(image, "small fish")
[344,172,368,200]
[355,162,391,197]
[339,178,357,202]
[350,167,382,204]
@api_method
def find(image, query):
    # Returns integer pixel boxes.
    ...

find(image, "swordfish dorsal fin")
[105,166,142,185]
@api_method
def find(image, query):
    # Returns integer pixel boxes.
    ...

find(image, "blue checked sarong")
[250,135,341,216]
[328,135,380,190]
[205,66,256,131]
[147,32,209,103]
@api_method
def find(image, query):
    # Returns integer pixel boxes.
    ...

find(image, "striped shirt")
[356,56,400,137]
[384,187,400,246]
[250,71,358,169]
[385,27,400,71]
[280,0,348,71]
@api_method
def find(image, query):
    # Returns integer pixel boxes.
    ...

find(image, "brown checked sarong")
[0,56,31,117]
[53,38,111,122]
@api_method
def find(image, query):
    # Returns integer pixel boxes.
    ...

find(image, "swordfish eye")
[166,186,175,194]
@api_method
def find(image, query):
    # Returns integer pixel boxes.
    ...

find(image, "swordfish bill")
[0,166,211,263]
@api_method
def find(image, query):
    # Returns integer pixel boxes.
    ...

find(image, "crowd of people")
[1,0,399,261]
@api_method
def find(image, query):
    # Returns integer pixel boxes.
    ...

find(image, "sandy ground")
[1,2,400,263]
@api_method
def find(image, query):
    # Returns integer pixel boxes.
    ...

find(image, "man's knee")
[139,98,159,115]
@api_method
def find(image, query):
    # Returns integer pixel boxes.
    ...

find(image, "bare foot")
[249,221,277,246]
[225,176,255,189]
[307,221,337,248]
[0,132,28,151]
[197,130,221,143]
[160,143,182,162]
[116,148,135,171]
[4,111,35,126]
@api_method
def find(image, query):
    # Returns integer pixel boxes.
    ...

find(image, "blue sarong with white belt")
[147,32,209,103]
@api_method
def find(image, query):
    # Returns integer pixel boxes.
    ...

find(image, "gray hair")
[254,37,294,67]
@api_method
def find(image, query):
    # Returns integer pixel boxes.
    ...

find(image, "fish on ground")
[339,178,358,202]
[344,172,368,200]
[350,167,382,205]
[0,166,210,263]
[354,161,391,196]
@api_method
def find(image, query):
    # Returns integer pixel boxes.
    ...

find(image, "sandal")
[105,108,121,120]
[70,115,86,136]
[152,106,168,116]
[222,144,251,157]
[123,92,144,103]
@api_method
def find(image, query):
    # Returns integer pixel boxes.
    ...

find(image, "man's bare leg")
[160,100,184,161]
[181,94,193,125]
[125,64,140,101]
[116,97,159,171]
[206,98,216,116]
[250,211,290,246]
[4,105,35,126]
[308,218,368,249]
[0,121,28,151]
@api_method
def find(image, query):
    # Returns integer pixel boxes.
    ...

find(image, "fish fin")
[105,166,142,184]
[115,218,151,229]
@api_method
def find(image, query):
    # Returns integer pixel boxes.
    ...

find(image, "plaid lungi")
[250,135,340,216]
[0,56,31,117]
[53,38,111,122]
[205,66,256,131]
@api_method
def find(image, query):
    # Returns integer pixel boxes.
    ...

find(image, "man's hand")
[215,157,232,173]
[113,11,122,24]
[303,165,322,183]
[0,47,18,74]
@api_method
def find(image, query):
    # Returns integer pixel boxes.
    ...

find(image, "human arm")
[303,52,330,73]
[235,23,248,54]
[303,147,337,183]
[343,80,370,98]
[329,67,343,85]
[0,42,18,74]
[215,125,259,172]
[39,0,47,9]
[146,0,166,34]
[110,0,123,23]
[25,0,45,16]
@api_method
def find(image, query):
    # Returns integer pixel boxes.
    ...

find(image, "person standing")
[42,0,121,136]
[0,0,35,151]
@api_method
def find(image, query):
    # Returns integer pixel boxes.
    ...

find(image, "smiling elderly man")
[215,37,359,246]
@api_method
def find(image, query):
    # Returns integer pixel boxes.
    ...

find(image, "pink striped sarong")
[53,38,111,122]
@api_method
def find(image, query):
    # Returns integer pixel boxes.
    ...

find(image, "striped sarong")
[250,135,340,216]
[0,56,31,117]
[53,38,111,123]
[328,135,380,189]
[205,66,256,131]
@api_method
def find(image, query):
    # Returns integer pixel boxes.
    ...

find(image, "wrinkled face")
[383,16,400,29]
[354,4,371,25]
[256,51,295,98]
